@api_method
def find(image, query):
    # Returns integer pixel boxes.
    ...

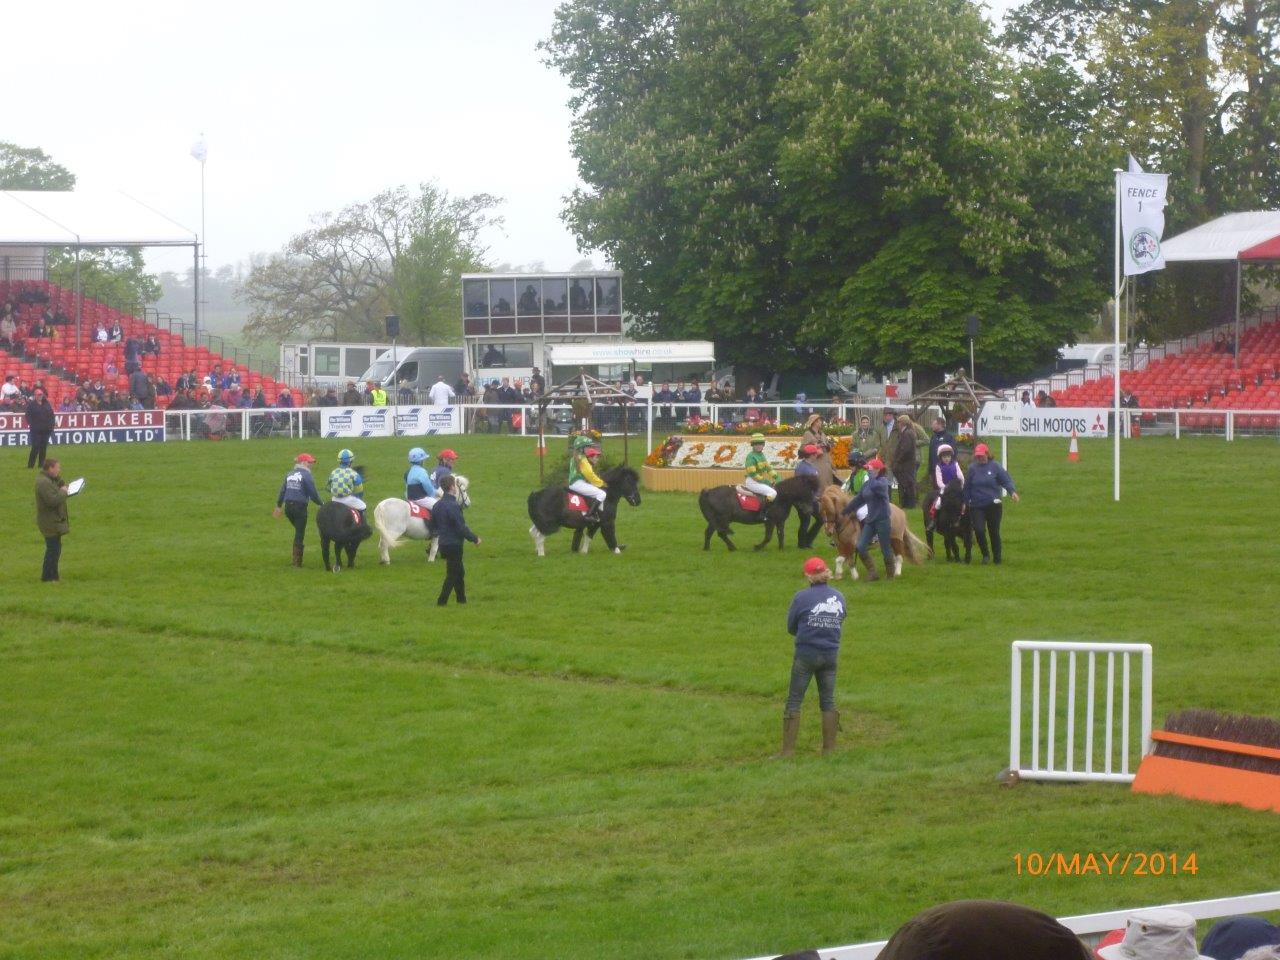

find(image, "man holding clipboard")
[35,460,83,583]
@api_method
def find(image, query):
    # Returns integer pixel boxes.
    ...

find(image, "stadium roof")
[0,190,196,247]
[1162,211,1280,262]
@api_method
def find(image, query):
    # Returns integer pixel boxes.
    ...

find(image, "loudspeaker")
[385,314,400,338]
[966,314,980,338]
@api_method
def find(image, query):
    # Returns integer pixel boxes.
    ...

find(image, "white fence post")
[1009,641,1153,784]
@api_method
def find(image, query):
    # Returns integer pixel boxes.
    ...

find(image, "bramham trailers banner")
[0,410,165,446]
[321,406,462,438]
[979,402,1109,438]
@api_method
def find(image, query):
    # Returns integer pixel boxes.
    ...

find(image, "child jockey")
[743,432,778,502]
[405,446,439,510]
[568,435,607,519]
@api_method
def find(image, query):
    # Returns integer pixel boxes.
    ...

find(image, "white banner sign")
[980,402,1109,438]
[1120,171,1168,276]
[322,406,461,438]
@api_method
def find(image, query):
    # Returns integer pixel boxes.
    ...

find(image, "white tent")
[0,191,196,247]
[0,191,198,347]
[1161,211,1280,262]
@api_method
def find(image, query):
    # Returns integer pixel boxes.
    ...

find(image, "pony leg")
[379,535,391,565]
[892,542,904,577]
[580,531,591,554]
[704,524,714,550]
[529,524,546,558]
[833,555,844,579]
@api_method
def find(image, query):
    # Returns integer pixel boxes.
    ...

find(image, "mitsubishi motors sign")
[980,402,1109,438]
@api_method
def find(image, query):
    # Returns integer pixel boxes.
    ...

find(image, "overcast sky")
[6,0,1017,278]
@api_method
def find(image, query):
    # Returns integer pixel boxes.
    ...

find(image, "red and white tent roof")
[1162,211,1280,262]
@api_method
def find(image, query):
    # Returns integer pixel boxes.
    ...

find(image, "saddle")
[407,501,431,521]
[565,492,591,514]
[734,486,763,512]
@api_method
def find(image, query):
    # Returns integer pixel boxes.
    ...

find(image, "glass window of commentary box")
[464,280,488,318]
[516,281,541,315]
[314,346,341,376]
[543,278,567,315]
[489,278,515,317]
[569,278,594,315]
[595,276,620,314]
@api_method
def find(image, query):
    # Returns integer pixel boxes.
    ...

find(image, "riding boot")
[292,543,303,568]
[779,714,801,758]
[858,550,879,581]
[821,710,840,755]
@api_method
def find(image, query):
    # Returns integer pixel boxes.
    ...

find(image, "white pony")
[372,476,470,564]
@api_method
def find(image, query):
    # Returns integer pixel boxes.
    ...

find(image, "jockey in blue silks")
[405,447,439,510]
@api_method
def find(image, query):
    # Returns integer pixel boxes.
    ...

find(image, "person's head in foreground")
[1097,908,1210,960]
[1200,916,1280,960]
[877,900,1090,960]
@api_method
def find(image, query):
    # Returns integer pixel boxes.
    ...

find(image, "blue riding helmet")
[408,447,428,464]
[338,448,354,464]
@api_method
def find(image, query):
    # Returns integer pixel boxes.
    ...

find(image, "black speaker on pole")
[966,314,980,339]
[385,314,401,338]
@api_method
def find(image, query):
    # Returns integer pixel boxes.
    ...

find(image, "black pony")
[926,477,972,563]
[527,465,642,556]
[699,474,819,551]
[316,500,373,572]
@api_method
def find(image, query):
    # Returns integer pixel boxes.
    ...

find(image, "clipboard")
[66,478,85,496]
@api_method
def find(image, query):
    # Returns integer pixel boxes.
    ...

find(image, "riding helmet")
[295,452,316,464]
[439,448,458,460]
[573,435,594,449]
[937,444,953,456]
[408,447,428,464]
[338,448,354,464]
[750,432,766,444]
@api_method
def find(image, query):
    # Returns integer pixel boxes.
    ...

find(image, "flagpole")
[1113,168,1123,503]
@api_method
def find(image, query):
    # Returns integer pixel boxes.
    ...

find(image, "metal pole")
[969,337,975,379]
[197,158,205,344]
[623,402,630,465]
[538,402,546,484]
[1113,170,1122,502]
[74,248,82,350]
[391,336,398,435]
[192,242,200,348]
[1234,260,1241,370]
[646,395,653,455]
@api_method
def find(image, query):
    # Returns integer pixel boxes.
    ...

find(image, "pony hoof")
[380,560,390,566]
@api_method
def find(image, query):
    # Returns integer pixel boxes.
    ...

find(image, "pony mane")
[604,465,639,483]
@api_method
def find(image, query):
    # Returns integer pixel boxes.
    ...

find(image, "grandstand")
[0,280,291,408]
[1015,313,1280,426]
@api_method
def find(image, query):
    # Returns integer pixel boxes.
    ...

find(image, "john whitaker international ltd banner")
[0,410,165,446]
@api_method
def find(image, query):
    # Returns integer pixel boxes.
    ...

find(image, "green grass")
[1,434,1277,959]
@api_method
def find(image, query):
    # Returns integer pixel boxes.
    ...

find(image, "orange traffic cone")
[1067,430,1079,462]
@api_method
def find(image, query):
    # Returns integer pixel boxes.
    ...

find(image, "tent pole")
[1234,261,1241,370]
[74,247,82,351]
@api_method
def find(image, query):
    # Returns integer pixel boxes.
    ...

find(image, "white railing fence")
[741,889,1280,960]
[1010,641,1152,784]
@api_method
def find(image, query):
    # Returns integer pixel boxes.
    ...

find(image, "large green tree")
[543,0,817,370]
[240,183,499,345]
[545,0,1107,378]
[1004,0,1280,338]
[0,141,76,190]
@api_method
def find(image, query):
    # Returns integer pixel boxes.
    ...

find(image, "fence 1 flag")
[1119,170,1168,276]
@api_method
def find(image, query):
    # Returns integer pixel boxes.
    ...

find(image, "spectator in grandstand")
[1,375,19,405]
[1020,389,1035,407]
[1122,390,1141,409]
[1201,916,1280,960]
[317,387,338,407]
[878,900,1089,960]
[367,381,387,406]
[273,452,323,567]
[129,366,155,410]
[277,387,295,408]
[654,382,675,419]
[57,395,77,413]
[428,375,455,406]
[107,321,123,342]
[143,334,161,356]
[123,337,143,372]
[0,312,15,347]
[166,389,194,410]
[25,387,55,469]
[35,458,71,583]
[52,307,70,326]
[927,416,957,478]
[1036,389,1056,407]
[342,380,362,405]
[1098,908,1207,960]
[529,367,545,394]
[428,473,480,606]
[453,371,475,399]
[703,381,724,405]
[780,556,846,757]
[94,323,109,344]
[31,314,51,340]
[154,375,171,397]
[965,443,1019,565]
[102,356,119,379]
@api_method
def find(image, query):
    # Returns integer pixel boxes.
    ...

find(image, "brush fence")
[1010,640,1153,784]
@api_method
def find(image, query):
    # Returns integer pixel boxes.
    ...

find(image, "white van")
[359,347,466,401]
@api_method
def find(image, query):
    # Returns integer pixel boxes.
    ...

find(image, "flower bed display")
[641,434,803,492]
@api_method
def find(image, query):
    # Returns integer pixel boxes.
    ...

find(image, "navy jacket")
[787,583,846,654]
[965,460,1016,508]
[26,398,55,433]
[428,493,478,548]
[845,474,891,524]
[277,467,322,507]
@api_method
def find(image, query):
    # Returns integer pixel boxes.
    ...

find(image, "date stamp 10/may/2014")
[1013,852,1199,877]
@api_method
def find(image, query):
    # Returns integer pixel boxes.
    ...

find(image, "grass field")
[1,433,1277,959]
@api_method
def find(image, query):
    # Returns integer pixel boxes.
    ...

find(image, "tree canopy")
[241,183,499,346]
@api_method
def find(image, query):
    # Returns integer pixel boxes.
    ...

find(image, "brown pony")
[817,484,930,579]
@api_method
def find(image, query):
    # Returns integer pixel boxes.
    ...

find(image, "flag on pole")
[1119,167,1168,276]
[190,137,208,164]
[1128,154,1144,174]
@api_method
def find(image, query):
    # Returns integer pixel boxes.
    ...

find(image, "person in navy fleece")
[781,557,847,757]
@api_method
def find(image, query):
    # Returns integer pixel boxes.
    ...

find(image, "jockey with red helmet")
[432,448,458,489]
